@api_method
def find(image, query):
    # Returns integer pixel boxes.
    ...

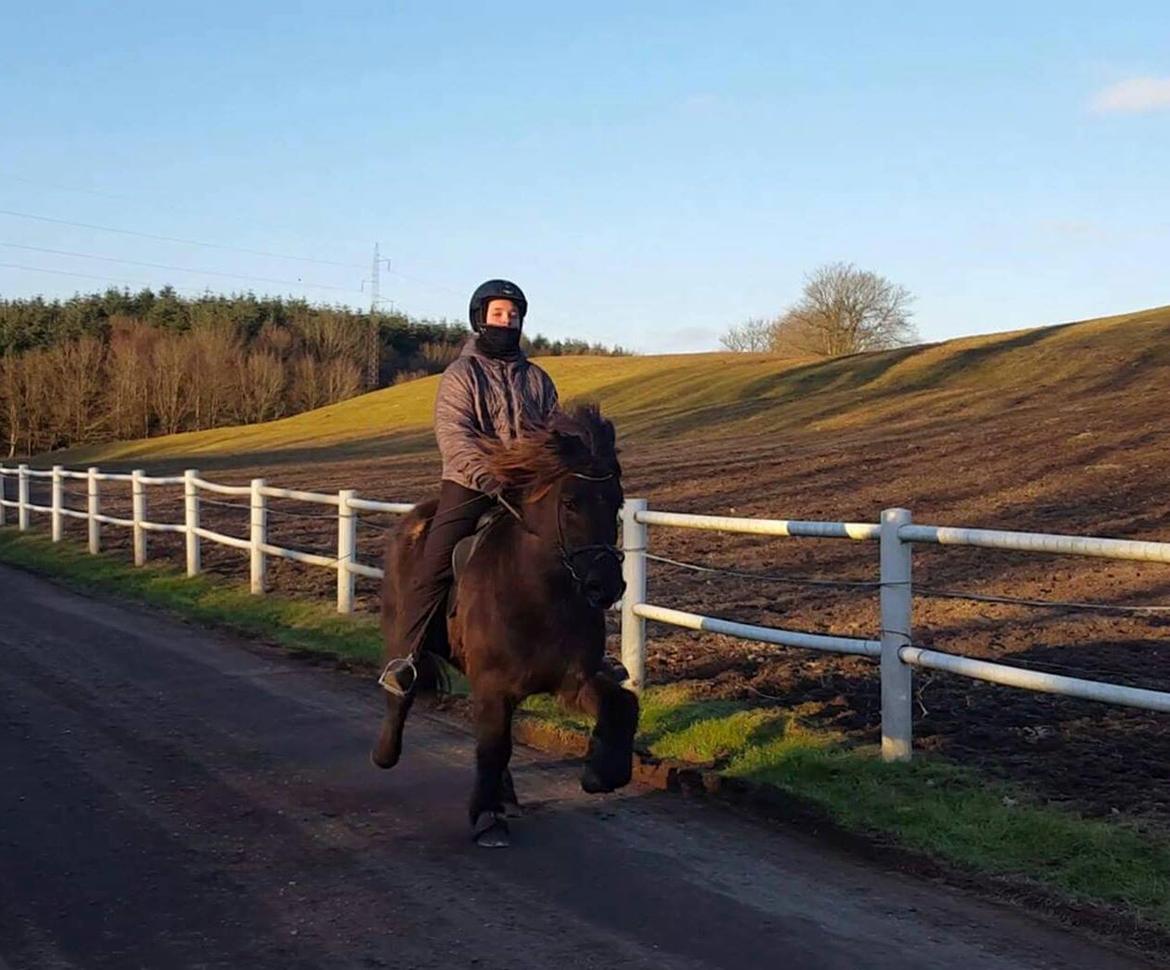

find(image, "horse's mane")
[482,403,619,499]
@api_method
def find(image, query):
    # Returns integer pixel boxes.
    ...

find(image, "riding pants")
[388,480,494,691]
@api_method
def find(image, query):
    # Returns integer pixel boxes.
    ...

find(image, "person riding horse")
[379,278,560,697]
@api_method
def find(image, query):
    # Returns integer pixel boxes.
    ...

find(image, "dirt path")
[0,564,1154,969]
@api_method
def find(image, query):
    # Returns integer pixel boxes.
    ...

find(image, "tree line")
[0,288,630,458]
[721,262,919,356]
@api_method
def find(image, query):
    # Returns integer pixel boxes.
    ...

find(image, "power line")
[0,208,363,270]
[0,241,362,294]
[0,261,224,296]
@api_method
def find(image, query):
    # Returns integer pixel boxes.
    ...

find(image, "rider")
[380,278,560,695]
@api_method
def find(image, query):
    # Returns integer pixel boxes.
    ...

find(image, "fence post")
[131,469,147,566]
[51,465,64,542]
[250,478,267,594]
[620,498,648,693]
[18,464,29,531]
[184,469,200,577]
[87,467,101,554]
[880,507,914,762]
[337,489,356,614]
[0,465,7,528]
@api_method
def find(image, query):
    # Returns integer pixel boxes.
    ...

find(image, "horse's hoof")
[582,738,633,793]
[500,799,523,819]
[369,747,398,770]
[473,811,510,848]
[581,765,615,794]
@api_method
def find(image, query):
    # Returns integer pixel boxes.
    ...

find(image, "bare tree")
[775,262,917,358]
[321,355,362,403]
[188,321,243,429]
[719,317,775,352]
[48,337,107,443]
[0,352,23,458]
[106,319,156,439]
[150,332,195,436]
[236,351,286,424]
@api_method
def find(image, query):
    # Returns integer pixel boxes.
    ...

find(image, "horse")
[370,403,639,847]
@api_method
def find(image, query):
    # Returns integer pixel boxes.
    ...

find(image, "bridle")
[498,470,625,602]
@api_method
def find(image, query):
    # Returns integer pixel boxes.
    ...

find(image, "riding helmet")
[468,279,528,332]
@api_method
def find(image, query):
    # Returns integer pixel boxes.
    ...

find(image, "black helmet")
[469,279,527,332]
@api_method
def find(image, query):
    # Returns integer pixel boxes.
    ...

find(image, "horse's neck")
[497,514,572,595]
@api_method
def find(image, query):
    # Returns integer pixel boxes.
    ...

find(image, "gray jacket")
[434,336,559,493]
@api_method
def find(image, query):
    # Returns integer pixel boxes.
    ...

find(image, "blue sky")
[2,1,1168,353]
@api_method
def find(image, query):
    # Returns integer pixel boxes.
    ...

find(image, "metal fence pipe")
[636,509,880,541]
[900,647,1170,714]
[632,603,881,657]
[880,508,914,763]
[131,469,147,566]
[184,469,200,576]
[250,478,267,594]
[87,467,101,554]
[18,464,29,530]
[620,499,648,693]
[50,465,63,541]
[900,524,1170,564]
[337,490,357,614]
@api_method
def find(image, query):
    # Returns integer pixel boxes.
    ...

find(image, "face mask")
[476,326,522,360]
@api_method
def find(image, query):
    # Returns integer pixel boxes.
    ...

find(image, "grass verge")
[3,527,1169,938]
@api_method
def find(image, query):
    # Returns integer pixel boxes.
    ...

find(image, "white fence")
[3,461,1170,763]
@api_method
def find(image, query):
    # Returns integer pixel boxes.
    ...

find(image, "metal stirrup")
[378,657,419,696]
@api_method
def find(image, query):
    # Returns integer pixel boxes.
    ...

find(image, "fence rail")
[3,460,1170,762]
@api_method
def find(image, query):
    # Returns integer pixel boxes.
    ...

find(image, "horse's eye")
[561,494,577,509]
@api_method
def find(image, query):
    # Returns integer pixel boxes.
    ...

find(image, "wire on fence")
[645,552,883,589]
[646,553,1170,615]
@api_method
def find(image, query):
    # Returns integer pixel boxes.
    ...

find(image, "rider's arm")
[434,365,501,495]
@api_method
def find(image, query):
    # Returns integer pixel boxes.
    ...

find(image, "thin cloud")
[1088,76,1170,115]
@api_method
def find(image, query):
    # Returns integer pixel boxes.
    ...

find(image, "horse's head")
[484,403,625,609]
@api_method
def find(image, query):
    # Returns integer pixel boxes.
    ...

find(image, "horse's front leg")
[469,687,516,847]
[560,671,639,794]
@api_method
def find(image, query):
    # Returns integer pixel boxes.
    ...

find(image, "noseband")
[555,472,625,595]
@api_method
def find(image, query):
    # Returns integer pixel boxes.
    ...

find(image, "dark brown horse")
[371,404,639,846]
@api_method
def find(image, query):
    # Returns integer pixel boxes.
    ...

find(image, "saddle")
[446,504,508,618]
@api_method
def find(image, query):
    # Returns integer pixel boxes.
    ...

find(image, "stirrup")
[378,657,419,697]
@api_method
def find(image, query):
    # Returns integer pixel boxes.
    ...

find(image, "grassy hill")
[50,303,1170,470]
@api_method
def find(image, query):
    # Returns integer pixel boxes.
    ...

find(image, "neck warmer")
[475,326,522,361]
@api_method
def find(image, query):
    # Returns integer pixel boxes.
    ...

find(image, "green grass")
[4,526,1170,932]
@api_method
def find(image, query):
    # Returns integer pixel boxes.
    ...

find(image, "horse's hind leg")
[469,689,516,847]
[561,673,639,794]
